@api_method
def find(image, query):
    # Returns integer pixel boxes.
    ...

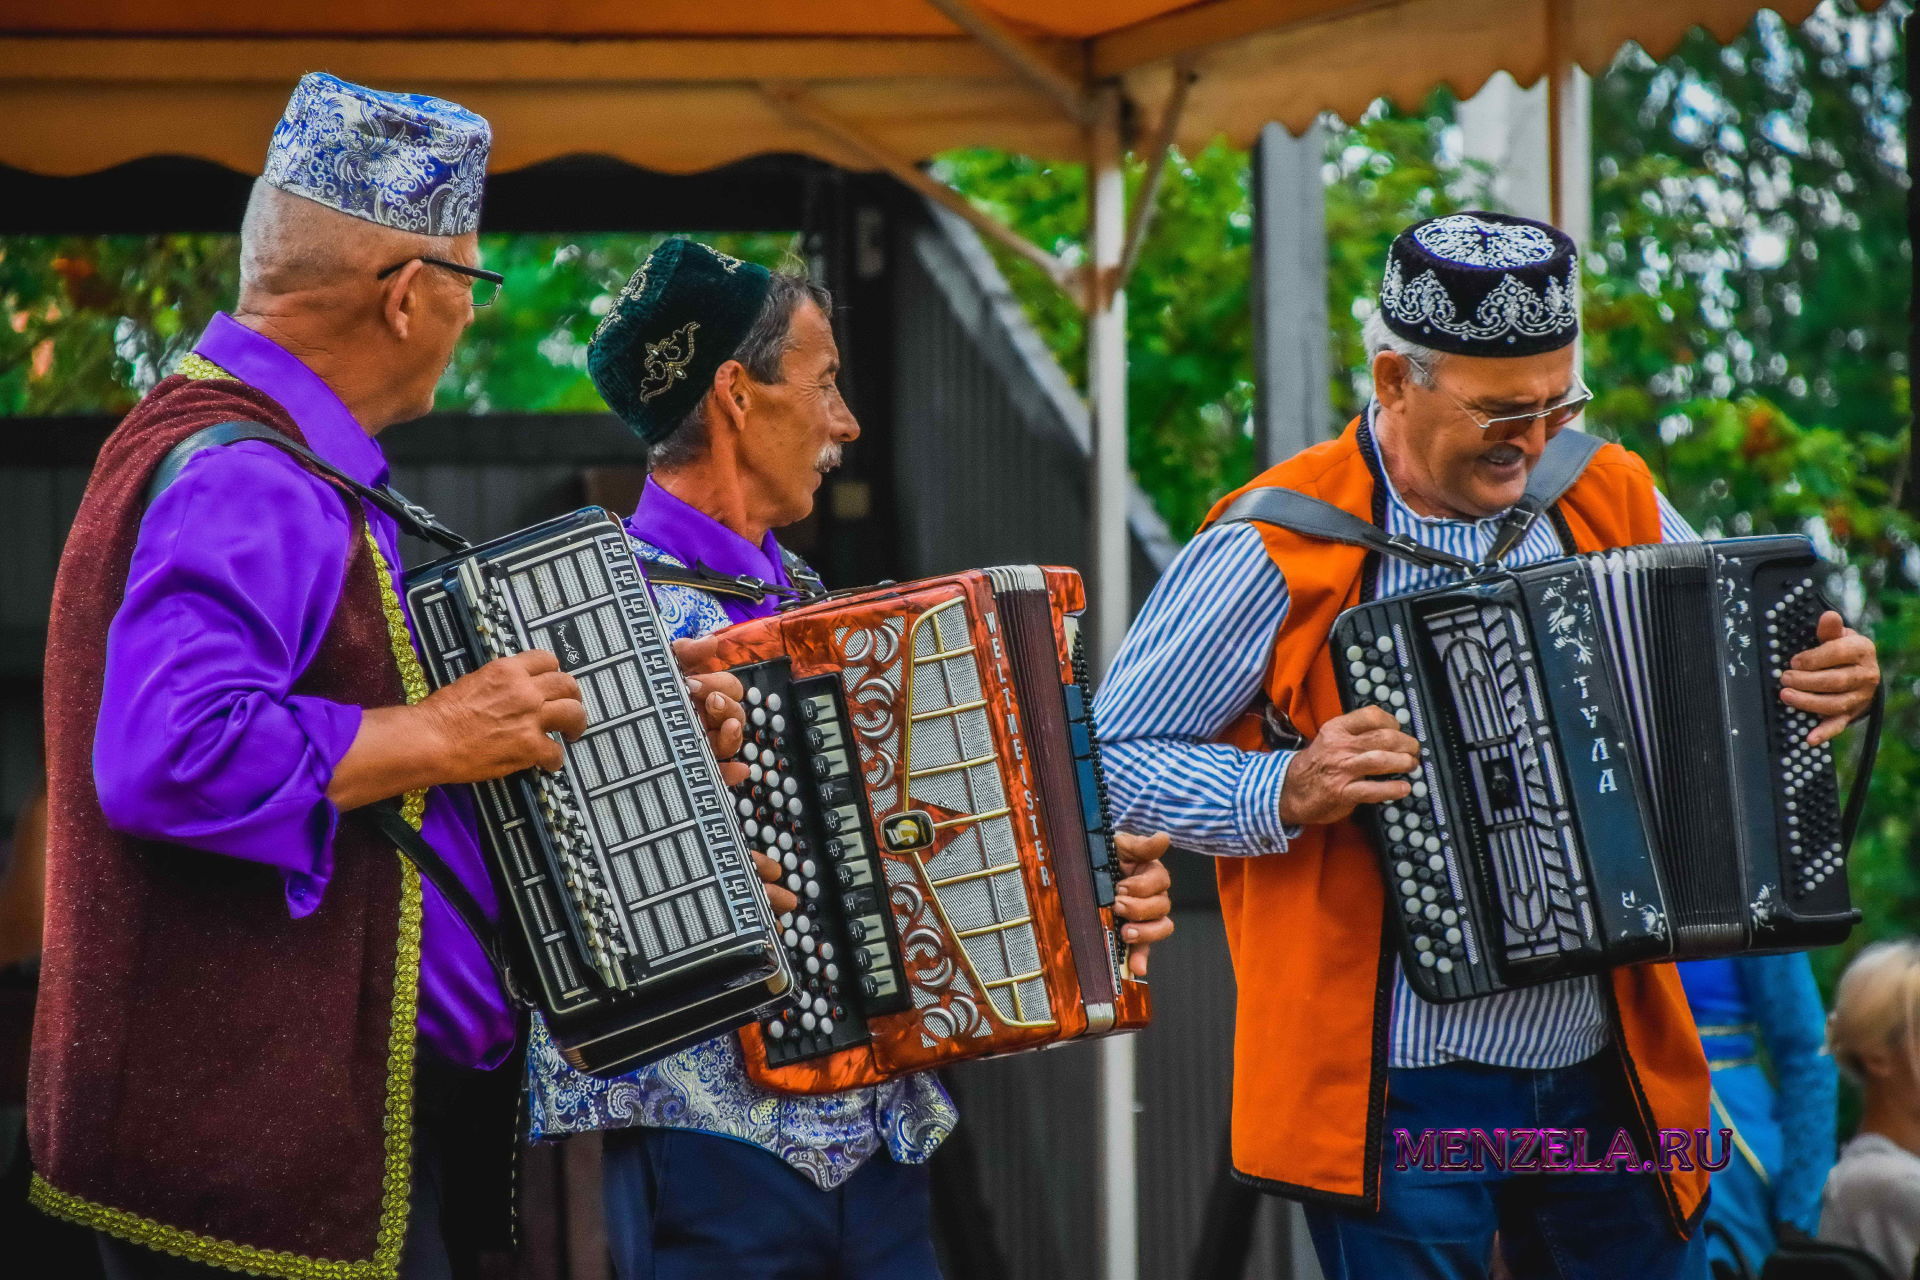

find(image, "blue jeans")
[603,1127,941,1280]
[1304,1053,1709,1280]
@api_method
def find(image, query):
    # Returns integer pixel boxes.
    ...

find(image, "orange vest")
[1200,419,1710,1228]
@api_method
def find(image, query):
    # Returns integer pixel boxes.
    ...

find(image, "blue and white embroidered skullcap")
[263,72,490,237]
[1379,211,1578,357]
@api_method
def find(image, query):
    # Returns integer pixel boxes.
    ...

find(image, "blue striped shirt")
[1095,417,1699,1069]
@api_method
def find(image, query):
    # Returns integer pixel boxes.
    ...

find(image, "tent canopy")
[1,0,1834,176]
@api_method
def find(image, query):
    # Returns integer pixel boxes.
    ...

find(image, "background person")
[1820,939,1920,1279]
[1678,954,1838,1278]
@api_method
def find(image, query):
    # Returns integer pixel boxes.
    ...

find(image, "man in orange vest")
[1094,212,1881,1280]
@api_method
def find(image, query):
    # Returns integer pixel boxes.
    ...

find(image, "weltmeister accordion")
[406,508,791,1076]
[1332,536,1870,1004]
[685,565,1149,1094]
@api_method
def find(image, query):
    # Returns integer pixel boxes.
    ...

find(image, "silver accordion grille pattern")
[906,600,1050,1027]
[413,517,772,1008]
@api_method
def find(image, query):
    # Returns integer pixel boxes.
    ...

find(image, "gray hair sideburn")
[646,271,835,471]
[1363,308,1443,390]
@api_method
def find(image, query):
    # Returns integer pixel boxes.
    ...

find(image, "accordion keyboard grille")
[908,602,1050,1028]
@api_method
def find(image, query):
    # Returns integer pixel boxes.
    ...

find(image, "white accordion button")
[778,832,794,851]
[806,956,821,975]
[1377,635,1394,653]
[1346,644,1364,660]
[768,693,784,713]
[801,1012,817,1031]
[1436,957,1454,974]
[767,1020,785,1039]
[819,1017,835,1036]
[747,688,763,706]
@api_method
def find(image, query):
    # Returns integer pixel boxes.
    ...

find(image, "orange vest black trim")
[1198,417,1710,1232]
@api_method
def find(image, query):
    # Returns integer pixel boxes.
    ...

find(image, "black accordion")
[406,508,791,1076]
[1332,536,1871,1003]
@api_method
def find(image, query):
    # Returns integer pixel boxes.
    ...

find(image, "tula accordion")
[1332,536,1866,1004]
[688,565,1149,1094]
[406,508,791,1076]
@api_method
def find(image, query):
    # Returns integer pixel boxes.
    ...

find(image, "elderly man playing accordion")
[28,78,751,1280]
[1095,213,1881,1280]
[523,238,1176,1280]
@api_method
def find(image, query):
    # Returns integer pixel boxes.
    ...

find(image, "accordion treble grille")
[906,599,1049,1027]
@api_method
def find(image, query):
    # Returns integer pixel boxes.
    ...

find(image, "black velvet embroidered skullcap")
[1379,211,1579,358]
[588,238,774,444]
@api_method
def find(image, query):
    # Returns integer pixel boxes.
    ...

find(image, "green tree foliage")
[0,231,794,416]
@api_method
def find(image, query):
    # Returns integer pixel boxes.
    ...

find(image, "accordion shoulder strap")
[368,800,531,1010]
[640,548,828,605]
[1483,429,1609,565]
[1212,486,1481,573]
[146,420,471,553]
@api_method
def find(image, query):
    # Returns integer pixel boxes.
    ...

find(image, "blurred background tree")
[0,1,1909,961]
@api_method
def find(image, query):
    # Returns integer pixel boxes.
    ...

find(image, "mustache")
[816,443,844,472]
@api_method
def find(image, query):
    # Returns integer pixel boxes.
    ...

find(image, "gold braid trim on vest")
[30,363,428,1280]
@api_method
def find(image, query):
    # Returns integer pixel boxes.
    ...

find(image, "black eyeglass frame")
[376,255,505,306]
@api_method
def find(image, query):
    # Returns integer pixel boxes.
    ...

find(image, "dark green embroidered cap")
[588,238,774,445]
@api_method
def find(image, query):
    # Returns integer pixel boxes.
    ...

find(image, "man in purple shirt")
[34,77,744,1280]
[523,239,1177,1278]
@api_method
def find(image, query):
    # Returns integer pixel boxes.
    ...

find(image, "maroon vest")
[29,373,425,1277]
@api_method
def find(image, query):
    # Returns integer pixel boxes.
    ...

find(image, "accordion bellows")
[694,565,1150,1094]
[1333,535,1861,1003]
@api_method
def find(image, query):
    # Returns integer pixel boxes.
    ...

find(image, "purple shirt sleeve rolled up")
[93,313,516,1070]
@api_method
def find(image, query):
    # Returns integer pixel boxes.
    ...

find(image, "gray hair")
[647,270,836,471]
[238,178,447,301]
[1363,309,1442,389]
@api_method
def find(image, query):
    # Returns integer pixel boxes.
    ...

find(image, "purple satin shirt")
[94,313,515,1070]
[625,478,792,624]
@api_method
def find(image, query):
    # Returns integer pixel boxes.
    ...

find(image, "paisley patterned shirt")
[524,536,956,1190]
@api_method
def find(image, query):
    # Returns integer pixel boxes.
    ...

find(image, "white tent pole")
[1087,80,1138,1280]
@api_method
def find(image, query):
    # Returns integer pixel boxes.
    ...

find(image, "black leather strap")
[369,800,530,1010]
[1213,487,1481,573]
[641,561,817,604]
[1839,682,1886,859]
[779,547,828,599]
[1482,429,1608,566]
[145,420,471,552]
[1215,427,1610,575]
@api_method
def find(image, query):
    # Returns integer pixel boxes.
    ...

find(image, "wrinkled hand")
[1113,830,1173,978]
[1277,706,1422,828]
[417,650,585,784]
[754,851,799,916]
[675,640,748,790]
[1782,611,1879,746]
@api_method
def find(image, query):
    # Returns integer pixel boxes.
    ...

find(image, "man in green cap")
[525,239,1177,1278]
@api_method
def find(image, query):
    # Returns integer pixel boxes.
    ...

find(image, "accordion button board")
[1330,535,1861,1004]
[729,660,911,1066]
[1335,629,1495,1002]
[405,508,790,1077]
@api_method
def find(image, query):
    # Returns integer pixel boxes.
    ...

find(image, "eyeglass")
[376,256,505,307]
[1414,365,1594,438]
